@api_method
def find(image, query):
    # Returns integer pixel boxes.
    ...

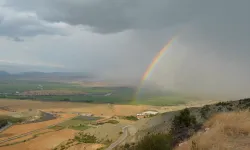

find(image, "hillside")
[0,71,92,81]
[176,111,250,150]
[0,71,10,77]
[117,98,250,150]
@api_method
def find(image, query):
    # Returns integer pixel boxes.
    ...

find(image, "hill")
[0,71,93,81]
[0,71,10,77]
[117,98,250,150]
[176,110,250,150]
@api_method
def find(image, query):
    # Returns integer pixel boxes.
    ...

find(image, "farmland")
[0,78,207,149]
[0,79,194,106]
[0,94,216,150]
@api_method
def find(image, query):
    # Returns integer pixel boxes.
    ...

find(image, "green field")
[0,79,114,93]
[52,116,102,131]
[0,79,196,106]
[132,96,187,106]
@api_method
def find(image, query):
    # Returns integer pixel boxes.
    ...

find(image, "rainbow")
[134,35,178,101]
[141,36,177,81]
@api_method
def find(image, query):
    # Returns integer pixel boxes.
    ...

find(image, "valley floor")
[0,98,218,150]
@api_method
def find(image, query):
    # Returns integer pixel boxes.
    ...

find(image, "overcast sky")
[0,0,250,99]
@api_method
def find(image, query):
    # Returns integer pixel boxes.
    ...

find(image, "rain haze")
[0,0,250,99]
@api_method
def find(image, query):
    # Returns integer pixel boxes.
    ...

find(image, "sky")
[0,0,250,99]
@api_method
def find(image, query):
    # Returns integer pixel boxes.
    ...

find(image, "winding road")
[106,125,134,150]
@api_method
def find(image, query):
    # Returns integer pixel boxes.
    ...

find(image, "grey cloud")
[1,0,250,99]
[0,5,68,38]
[12,37,24,42]
[5,0,201,33]
[6,0,249,34]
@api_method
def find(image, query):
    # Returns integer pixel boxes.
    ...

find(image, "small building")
[136,110,159,119]
[142,110,159,116]
[81,113,93,117]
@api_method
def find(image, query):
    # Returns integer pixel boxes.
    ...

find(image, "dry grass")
[176,111,250,150]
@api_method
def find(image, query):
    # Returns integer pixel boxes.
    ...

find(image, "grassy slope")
[119,98,250,150]
[176,111,250,150]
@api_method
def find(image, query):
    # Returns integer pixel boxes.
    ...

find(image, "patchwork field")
[0,98,159,150]
[0,79,201,106]
[1,129,78,150]
[0,78,217,150]
[0,97,211,150]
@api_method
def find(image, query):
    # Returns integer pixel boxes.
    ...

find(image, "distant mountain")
[0,70,94,81]
[0,71,10,77]
[18,72,91,77]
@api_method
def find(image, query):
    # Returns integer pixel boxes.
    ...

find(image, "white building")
[142,110,159,116]
[137,110,159,117]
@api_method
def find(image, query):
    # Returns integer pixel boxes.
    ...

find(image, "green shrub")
[172,108,197,129]
[122,116,138,121]
[170,108,200,145]
[200,105,210,119]
[0,119,8,128]
[216,101,230,106]
[107,120,119,124]
[130,133,173,150]
[74,133,97,143]
[0,116,24,125]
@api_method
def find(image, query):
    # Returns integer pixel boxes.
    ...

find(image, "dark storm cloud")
[5,0,250,34]
[5,0,200,33]
[1,0,250,99]
[12,37,24,42]
[0,3,68,38]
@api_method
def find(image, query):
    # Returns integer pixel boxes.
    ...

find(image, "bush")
[200,105,210,119]
[0,116,24,125]
[120,108,199,150]
[216,101,230,106]
[130,133,173,150]
[124,143,130,149]
[107,120,119,124]
[122,116,138,121]
[74,133,97,143]
[172,108,197,129]
[170,108,200,145]
[60,98,70,102]
[0,119,8,128]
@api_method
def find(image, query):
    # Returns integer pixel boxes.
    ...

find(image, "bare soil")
[67,143,105,150]
[0,129,78,150]
[0,113,75,140]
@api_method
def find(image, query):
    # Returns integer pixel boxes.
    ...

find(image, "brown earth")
[0,98,215,150]
[0,99,154,116]
[0,129,51,143]
[0,110,9,115]
[0,129,78,150]
[0,113,76,140]
[67,143,105,150]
